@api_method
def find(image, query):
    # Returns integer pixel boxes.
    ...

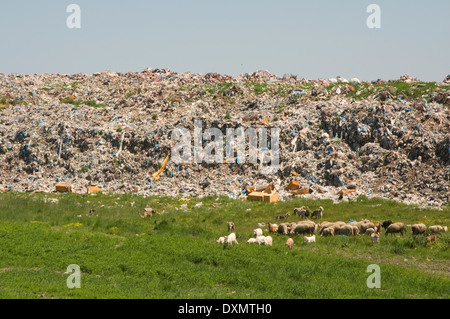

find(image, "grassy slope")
[0,192,448,299]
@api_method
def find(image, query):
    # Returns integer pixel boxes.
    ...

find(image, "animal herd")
[216,206,448,249]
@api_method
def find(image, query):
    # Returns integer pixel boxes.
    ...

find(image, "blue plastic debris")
[294,90,307,96]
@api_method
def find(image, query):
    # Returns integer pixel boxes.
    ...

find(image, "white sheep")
[247,238,258,244]
[320,221,346,232]
[291,221,316,235]
[359,222,375,234]
[411,223,427,236]
[351,225,360,235]
[253,228,263,237]
[428,225,448,234]
[318,221,333,233]
[255,236,273,246]
[216,236,225,244]
[385,222,405,236]
[349,220,374,234]
[321,227,335,237]
[337,224,354,236]
[256,236,266,245]
[277,223,289,235]
[264,236,273,246]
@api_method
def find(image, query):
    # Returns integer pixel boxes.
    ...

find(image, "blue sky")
[0,0,449,81]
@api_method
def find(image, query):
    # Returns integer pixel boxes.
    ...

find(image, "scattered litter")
[0,70,448,207]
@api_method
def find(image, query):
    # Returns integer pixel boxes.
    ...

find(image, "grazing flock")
[216,206,448,249]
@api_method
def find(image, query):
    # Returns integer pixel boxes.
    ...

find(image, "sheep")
[370,232,380,245]
[332,220,346,227]
[360,222,375,234]
[314,223,319,233]
[264,236,273,246]
[277,223,290,235]
[227,222,235,232]
[318,221,333,233]
[268,222,278,233]
[337,224,354,236]
[333,222,346,234]
[385,222,405,236]
[289,222,298,232]
[294,206,310,219]
[319,221,345,236]
[375,222,382,233]
[350,225,360,236]
[224,232,238,245]
[349,220,374,234]
[382,220,393,230]
[276,213,290,221]
[411,223,427,236]
[256,236,266,245]
[345,224,358,236]
[311,206,323,219]
[365,227,376,236]
[291,221,316,235]
[247,238,258,244]
[348,221,358,227]
[256,236,273,246]
[321,227,335,237]
[286,238,294,250]
[324,221,346,228]
[253,228,263,237]
[428,225,448,234]
[216,236,225,244]
[304,235,316,243]
[298,220,315,226]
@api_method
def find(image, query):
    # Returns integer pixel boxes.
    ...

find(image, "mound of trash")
[0,69,449,207]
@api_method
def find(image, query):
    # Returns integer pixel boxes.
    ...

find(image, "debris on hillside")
[0,70,448,207]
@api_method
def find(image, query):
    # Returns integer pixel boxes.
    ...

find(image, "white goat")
[304,235,316,243]
[224,233,238,245]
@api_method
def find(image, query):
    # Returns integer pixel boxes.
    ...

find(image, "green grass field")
[0,192,448,299]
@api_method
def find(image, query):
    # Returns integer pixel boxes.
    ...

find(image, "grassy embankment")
[0,192,448,299]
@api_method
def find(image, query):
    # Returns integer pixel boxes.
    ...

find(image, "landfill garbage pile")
[0,69,449,207]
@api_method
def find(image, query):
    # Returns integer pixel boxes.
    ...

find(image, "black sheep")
[382,220,393,229]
